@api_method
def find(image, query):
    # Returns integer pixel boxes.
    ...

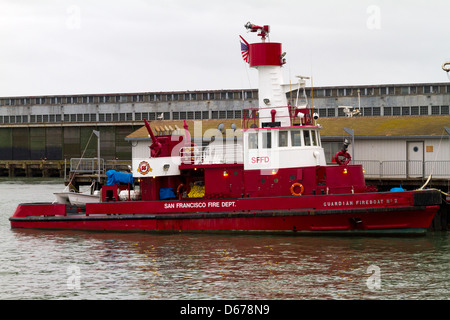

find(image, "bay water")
[0,179,448,300]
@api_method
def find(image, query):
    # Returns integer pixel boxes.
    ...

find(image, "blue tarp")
[106,170,134,185]
[160,188,176,200]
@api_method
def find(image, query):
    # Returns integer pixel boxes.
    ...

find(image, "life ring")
[176,184,185,195]
[290,183,304,196]
[334,150,351,165]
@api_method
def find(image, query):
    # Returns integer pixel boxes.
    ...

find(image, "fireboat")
[10,23,442,235]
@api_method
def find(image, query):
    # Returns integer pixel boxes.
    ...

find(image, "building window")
[373,107,381,116]
[431,106,440,115]
[423,86,431,94]
[194,111,202,119]
[219,111,226,119]
[441,105,449,115]
[380,87,387,95]
[202,111,209,119]
[392,107,401,115]
[402,106,410,115]
[326,108,335,117]
[234,110,242,119]
[187,111,194,120]
[172,112,179,120]
[400,87,410,94]
[384,107,392,116]
[363,107,372,116]
[411,106,419,115]
[420,106,428,115]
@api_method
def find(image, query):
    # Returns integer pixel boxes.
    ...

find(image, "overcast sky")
[1,0,449,97]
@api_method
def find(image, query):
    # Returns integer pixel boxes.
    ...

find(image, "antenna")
[295,75,310,107]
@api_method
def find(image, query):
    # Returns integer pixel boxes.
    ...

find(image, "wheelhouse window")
[304,130,311,146]
[248,132,258,149]
[311,130,318,146]
[291,130,302,147]
[262,131,271,149]
[279,131,288,147]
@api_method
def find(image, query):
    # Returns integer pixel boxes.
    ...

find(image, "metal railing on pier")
[70,158,105,174]
[354,160,450,179]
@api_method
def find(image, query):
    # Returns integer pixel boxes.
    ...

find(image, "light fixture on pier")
[263,98,270,105]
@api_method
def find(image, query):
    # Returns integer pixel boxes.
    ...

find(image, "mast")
[243,22,290,128]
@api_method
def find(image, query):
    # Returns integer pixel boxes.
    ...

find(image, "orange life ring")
[290,183,304,196]
[177,184,185,194]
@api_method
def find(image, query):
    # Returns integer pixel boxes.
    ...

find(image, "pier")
[0,159,131,180]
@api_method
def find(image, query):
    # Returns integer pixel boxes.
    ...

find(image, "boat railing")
[70,158,105,174]
[353,160,450,179]
[242,106,315,128]
[180,144,243,165]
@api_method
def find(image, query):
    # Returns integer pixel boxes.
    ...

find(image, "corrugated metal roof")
[318,115,450,137]
[126,115,450,139]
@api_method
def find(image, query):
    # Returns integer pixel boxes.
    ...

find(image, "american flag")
[240,36,249,63]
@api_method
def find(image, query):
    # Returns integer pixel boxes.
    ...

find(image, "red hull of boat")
[9,190,441,235]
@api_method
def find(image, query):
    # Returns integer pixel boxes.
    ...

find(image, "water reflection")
[6,229,449,300]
